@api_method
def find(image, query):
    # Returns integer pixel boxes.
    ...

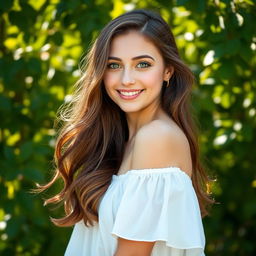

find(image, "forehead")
[109,30,162,59]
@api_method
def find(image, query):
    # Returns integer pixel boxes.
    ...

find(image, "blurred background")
[0,0,255,255]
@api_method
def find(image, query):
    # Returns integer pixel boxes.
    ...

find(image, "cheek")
[140,69,164,88]
[103,72,121,102]
[103,72,120,89]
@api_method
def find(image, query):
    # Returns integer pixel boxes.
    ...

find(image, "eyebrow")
[108,55,155,61]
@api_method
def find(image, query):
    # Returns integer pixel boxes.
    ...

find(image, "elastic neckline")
[112,166,192,180]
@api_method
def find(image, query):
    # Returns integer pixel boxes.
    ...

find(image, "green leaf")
[0,0,14,11]
[50,31,64,46]
[0,95,12,112]
[3,146,15,161]
[22,167,45,182]
[6,216,24,238]
[20,141,34,161]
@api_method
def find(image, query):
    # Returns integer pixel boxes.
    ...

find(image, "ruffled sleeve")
[111,167,205,255]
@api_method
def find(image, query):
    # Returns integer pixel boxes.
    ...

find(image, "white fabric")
[64,167,206,256]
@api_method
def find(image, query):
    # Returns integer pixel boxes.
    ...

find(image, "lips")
[117,89,144,93]
[117,89,144,96]
[117,89,144,100]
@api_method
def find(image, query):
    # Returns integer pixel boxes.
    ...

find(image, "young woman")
[39,9,214,256]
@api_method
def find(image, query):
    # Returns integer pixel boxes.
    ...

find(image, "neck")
[125,103,164,141]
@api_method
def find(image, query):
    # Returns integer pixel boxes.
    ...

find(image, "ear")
[163,66,174,81]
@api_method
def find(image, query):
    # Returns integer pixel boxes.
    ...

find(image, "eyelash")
[107,61,151,69]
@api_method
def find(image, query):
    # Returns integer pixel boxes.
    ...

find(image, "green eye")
[137,62,151,68]
[107,63,120,69]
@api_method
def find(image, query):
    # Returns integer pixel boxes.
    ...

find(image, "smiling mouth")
[117,89,144,96]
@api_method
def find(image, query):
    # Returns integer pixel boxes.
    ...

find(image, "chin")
[119,106,141,113]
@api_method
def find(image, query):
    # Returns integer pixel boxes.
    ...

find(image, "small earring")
[166,79,170,87]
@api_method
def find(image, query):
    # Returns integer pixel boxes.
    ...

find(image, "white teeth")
[120,90,142,96]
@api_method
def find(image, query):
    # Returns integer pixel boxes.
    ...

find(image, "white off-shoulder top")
[64,167,206,256]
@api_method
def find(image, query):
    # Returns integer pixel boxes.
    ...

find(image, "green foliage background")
[0,0,255,255]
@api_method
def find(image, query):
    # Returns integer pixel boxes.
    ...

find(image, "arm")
[114,238,155,256]
[114,120,192,256]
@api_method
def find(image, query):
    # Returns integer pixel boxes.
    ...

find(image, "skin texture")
[103,31,192,256]
[131,119,193,176]
[114,238,155,256]
[103,30,173,141]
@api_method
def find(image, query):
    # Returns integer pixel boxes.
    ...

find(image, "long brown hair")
[38,9,214,227]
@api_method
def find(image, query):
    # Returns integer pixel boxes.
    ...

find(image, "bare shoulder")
[131,119,192,177]
[138,119,188,142]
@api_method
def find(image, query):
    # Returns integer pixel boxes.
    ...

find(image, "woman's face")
[103,30,172,113]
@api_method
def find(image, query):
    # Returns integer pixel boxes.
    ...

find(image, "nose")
[121,68,135,86]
